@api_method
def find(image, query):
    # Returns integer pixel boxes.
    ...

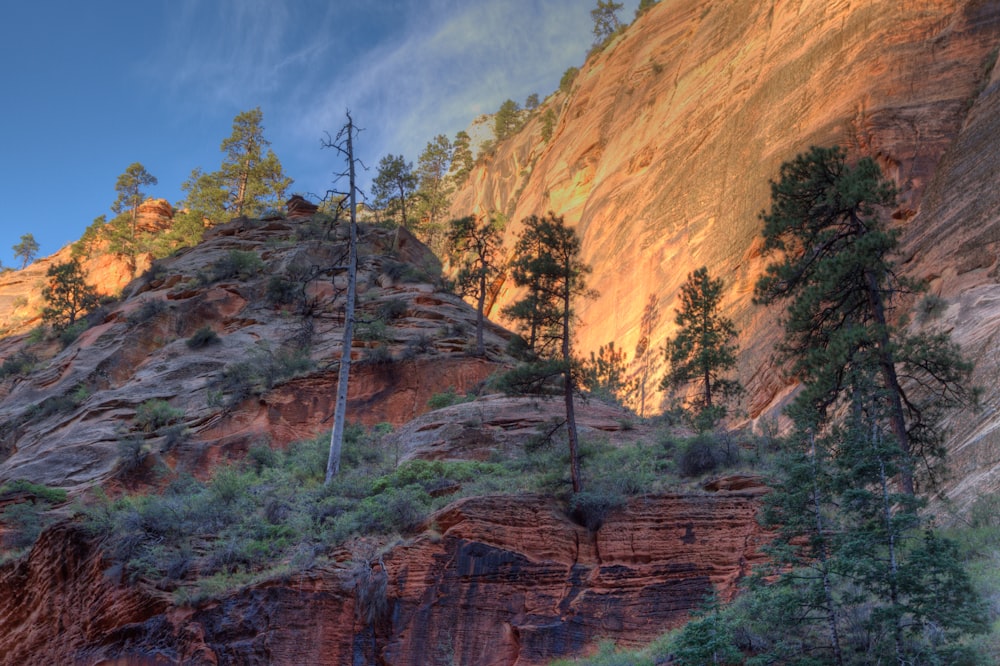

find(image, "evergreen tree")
[494,99,522,141]
[448,214,504,356]
[111,162,157,267]
[41,258,99,330]
[661,266,742,430]
[451,130,474,186]
[218,108,292,217]
[371,154,417,228]
[591,0,624,44]
[501,213,595,492]
[580,341,636,406]
[525,93,540,110]
[754,146,974,494]
[12,233,39,269]
[415,135,454,247]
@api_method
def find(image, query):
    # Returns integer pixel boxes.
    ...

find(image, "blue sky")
[0,0,638,268]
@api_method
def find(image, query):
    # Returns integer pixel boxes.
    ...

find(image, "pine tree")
[41,258,99,330]
[12,233,39,269]
[111,162,157,272]
[451,131,474,186]
[591,0,624,44]
[218,108,292,218]
[500,213,595,492]
[754,145,974,493]
[448,214,504,356]
[661,267,742,430]
[415,135,454,247]
[494,99,522,141]
[371,154,417,228]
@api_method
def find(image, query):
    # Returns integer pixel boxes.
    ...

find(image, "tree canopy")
[12,233,39,269]
[372,154,418,229]
[41,258,99,330]
[661,266,741,430]
[754,145,974,493]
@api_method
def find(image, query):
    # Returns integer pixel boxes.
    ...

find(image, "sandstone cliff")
[449,0,1000,508]
[0,489,767,665]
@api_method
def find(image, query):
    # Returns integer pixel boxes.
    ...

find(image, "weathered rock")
[388,393,651,463]
[286,194,319,218]
[0,491,767,666]
[0,221,510,491]
[449,0,1000,507]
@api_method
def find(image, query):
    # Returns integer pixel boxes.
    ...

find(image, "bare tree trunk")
[475,270,486,356]
[326,114,360,484]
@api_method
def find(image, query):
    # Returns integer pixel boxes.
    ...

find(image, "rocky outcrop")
[450,0,1000,505]
[0,488,767,666]
[0,219,510,490]
[286,195,320,218]
[388,393,654,463]
[136,198,174,233]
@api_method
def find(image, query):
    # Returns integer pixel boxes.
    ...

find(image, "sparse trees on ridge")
[219,107,292,218]
[494,99,523,141]
[110,162,157,273]
[372,154,418,229]
[12,233,39,269]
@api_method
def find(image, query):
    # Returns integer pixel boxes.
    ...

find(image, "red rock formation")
[449,0,1000,505]
[0,489,767,665]
[136,198,174,233]
[286,194,320,218]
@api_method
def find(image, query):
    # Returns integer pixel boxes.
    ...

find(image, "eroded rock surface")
[0,490,766,666]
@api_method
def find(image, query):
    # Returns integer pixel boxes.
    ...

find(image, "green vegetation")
[500,213,596,492]
[0,481,67,559]
[579,341,636,407]
[41,258,99,330]
[134,399,184,432]
[210,343,313,410]
[372,153,418,229]
[494,98,523,141]
[426,387,475,410]
[186,325,220,349]
[414,134,454,249]
[661,267,742,430]
[12,233,39,269]
[448,214,505,355]
[591,0,624,44]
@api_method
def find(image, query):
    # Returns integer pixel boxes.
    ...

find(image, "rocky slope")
[0,216,508,491]
[0,488,767,665]
[450,0,1000,508]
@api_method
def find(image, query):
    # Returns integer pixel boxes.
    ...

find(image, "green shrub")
[135,399,184,432]
[376,298,408,321]
[58,320,90,347]
[426,387,474,410]
[356,319,388,342]
[186,326,220,349]
[128,298,168,325]
[569,489,625,531]
[362,344,393,365]
[0,350,37,379]
[0,480,68,504]
[210,250,263,282]
[266,275,299,306]
[676,433,738,478]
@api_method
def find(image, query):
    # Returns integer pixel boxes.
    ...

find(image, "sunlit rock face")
[450,0,1000,504]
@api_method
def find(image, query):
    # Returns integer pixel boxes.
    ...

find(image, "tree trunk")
[326,116,360,484]
[809,433,845,666]
[864,268,914,495]
[562,260,582,493]
[475,271,486,356]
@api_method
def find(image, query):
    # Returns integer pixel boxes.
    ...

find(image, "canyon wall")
[450,0,1000,507]
[0,490,767,665]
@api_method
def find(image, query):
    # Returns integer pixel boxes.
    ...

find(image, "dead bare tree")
[322,112,364,483]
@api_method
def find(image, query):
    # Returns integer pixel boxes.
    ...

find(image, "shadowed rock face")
[450,0,1000,505]
[0,218,509,490]
[0,490,767,666]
